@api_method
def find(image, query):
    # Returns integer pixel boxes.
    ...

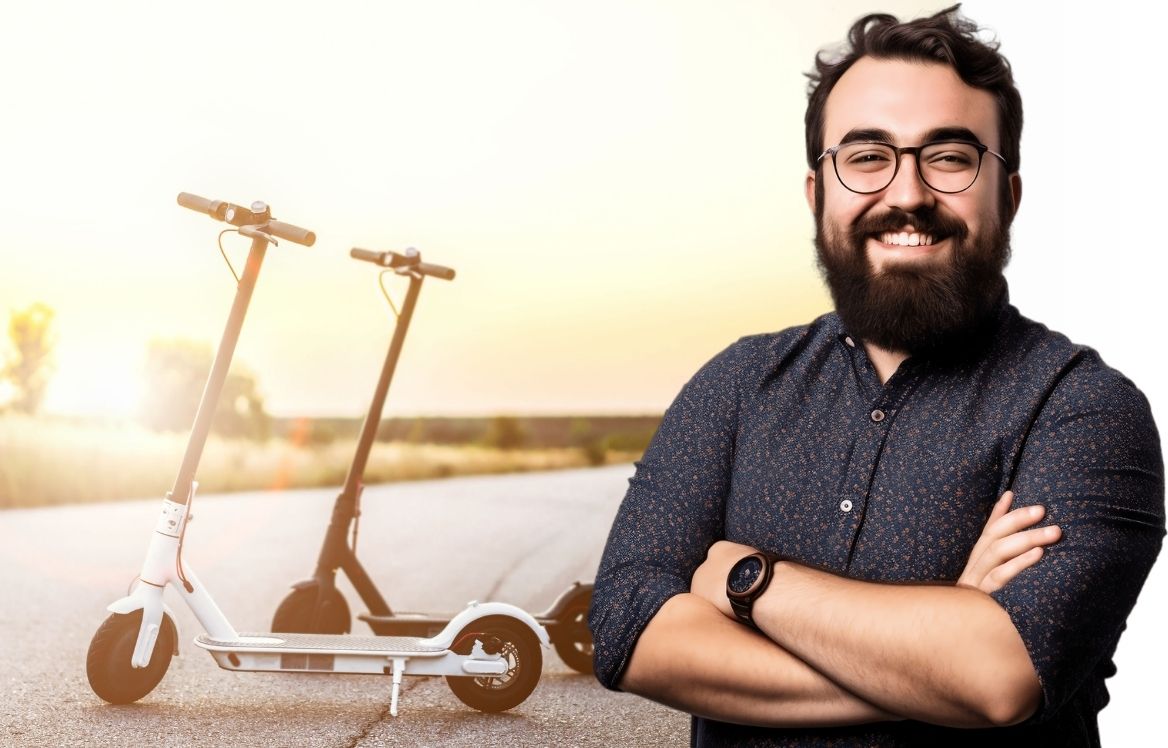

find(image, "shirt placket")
[834,337,920,571]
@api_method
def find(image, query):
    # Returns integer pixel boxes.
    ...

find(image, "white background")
[968,2,1165,744]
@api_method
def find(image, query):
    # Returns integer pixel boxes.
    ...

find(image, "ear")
[1009,173,1022,215]
[805,170,817,214]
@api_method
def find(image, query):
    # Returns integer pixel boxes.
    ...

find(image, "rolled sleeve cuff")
[589,568,690,691]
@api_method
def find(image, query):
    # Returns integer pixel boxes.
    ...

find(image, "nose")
[881,152,935,212]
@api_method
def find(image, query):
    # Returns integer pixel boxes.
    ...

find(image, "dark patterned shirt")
[589,297,1164,746]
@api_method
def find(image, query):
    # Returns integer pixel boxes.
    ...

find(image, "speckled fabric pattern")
[589,298,1164,746]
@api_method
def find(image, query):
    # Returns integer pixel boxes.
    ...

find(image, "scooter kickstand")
[390,657,405,717]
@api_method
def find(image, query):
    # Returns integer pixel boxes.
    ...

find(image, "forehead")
[823,56,999,147]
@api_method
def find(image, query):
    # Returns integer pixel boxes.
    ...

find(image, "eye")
[922,143,978,171]
[841,145,894,172]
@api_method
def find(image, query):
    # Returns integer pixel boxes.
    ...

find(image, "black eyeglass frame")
[816,140,1010,195]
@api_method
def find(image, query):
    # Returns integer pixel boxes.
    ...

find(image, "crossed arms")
[620,492,1053,729]
[591,339,1164,735]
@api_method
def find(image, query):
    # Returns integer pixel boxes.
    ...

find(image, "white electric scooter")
[86,193,549,716]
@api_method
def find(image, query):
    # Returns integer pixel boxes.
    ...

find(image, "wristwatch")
[726,552,781,628]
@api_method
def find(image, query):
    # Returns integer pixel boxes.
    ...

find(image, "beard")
[814,186,1012,355]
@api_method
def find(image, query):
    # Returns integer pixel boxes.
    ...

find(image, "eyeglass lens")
[833,142,983,193]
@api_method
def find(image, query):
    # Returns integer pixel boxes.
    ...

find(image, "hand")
[957,490,1062,593]
[690,540,759,618]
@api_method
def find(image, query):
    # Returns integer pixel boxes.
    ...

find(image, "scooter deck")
[195,632,447,656]
[194,631,508,714]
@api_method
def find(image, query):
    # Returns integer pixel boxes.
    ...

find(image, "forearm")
[620,593,902,728]
[754,563,1041,728]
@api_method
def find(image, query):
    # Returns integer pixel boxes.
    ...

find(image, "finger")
[975,525,1062,574]
[987,490,1015,524]
[986,504,1047,541]
[981,546,1045,593]
[967,493,1013,561]
[965,494,1028,568]
[965,523,1061,584]
[970,492,1019,555]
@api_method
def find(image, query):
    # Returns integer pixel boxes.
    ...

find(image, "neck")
[864,342,909,385]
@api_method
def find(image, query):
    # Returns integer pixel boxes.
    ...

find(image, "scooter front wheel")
[271,584,351,634]
[446,615,542,713]
[552,589,594,675]
[87,610,177,704]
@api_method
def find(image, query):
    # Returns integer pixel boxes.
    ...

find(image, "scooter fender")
[107,587,181,659]
[538,581,592,620]
[420,601,551,650]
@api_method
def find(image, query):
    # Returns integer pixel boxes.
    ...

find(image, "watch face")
[728,555,764,595]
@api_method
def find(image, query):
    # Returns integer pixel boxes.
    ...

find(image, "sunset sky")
[2,1,1163,419]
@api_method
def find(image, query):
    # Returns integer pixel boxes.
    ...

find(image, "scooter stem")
[339,272,425,497]
[170,234,270,505]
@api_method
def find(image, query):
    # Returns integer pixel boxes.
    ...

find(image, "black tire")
[271,584,351,634]
[87,610,177,705]
[445,615,542,713]
[552,593,594,675]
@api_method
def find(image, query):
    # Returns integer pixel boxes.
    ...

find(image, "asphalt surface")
[1,463,1163,746]
[0,464,687,747]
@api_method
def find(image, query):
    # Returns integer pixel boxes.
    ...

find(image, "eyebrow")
[838,127,986,146]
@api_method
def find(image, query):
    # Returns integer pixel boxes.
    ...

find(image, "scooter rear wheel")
[87,610,177,704]
[271,585,351,634]
[446,615,542,713]
[552,593,594,675]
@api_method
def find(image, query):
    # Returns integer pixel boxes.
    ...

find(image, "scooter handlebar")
[416,262,455,281]
[349,248,455,281]
[350,248,384,264]
[266,220,316,247]
[177,192,315,247]
[176,192,227,220]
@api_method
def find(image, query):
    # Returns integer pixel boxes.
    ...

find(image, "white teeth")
[879,232,937,247]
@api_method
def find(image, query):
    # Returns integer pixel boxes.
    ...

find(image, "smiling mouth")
[875,231,938,247]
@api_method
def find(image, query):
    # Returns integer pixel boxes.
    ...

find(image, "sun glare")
[41,352,147,421]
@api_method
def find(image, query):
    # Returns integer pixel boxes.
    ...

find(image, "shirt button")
[870,409,886,422]
[840,499,853,512]
[844,336,856,348]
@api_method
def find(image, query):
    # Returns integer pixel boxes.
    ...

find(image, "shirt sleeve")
[991,353,1165,723]
[588,340,743,691]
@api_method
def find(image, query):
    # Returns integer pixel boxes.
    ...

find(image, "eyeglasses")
[817,140,1009,195]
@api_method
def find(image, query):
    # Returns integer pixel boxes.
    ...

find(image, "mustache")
[849,208,969,244]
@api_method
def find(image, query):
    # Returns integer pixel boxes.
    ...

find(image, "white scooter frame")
[87,194,549,716]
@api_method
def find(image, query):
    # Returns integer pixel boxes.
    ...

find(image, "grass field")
[0,415,639,509]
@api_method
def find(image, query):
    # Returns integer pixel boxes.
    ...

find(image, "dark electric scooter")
[269,246,595,675]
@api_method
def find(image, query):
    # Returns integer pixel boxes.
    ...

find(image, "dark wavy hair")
[805,4,1022,174]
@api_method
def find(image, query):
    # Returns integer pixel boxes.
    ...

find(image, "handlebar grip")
[416,262,456,281]
[348,248,454,279]
[350,248,385,264]
[266,220,316,247]
[176,192,227,220]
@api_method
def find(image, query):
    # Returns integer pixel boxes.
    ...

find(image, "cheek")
[945,185,1001,235]
[821,182,877,229]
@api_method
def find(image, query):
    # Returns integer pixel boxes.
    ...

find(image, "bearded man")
[588,6,1164,746]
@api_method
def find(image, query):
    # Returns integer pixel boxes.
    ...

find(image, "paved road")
[1,463,1163,746]
[0,464,687,747]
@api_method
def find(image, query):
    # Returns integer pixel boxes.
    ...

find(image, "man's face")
[808,56,1019,353]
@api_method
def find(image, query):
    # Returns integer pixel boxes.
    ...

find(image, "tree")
[3,302,56,414]
[570,417,608,466]
[482,415,527,450]
[138,338,269,440]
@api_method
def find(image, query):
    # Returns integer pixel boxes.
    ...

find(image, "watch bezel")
[726,552,777,627]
